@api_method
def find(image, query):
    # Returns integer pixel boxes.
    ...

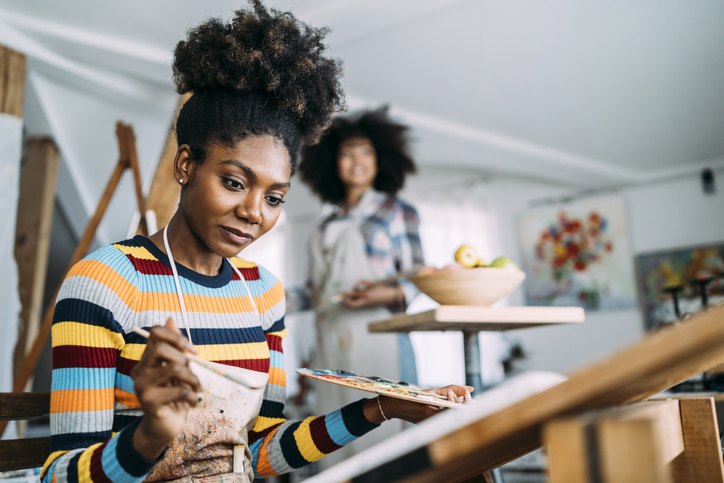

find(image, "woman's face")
[337,137,377,191]
[178,135,291,259]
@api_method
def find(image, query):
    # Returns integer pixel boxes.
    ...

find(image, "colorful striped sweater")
[42,235,378,482]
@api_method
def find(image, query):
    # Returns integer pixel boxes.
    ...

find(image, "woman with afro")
[42,2,470,482]
[288,108,426,464]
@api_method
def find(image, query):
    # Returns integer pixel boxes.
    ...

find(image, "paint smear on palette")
[296,368,461,408]
[144,391,245,482]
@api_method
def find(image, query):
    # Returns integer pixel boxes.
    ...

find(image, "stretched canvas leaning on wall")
[636,244,724,331]
[516,193,637,310]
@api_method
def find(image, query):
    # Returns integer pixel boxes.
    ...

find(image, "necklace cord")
[162,226,261,346]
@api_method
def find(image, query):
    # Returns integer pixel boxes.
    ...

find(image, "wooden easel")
[0,122,148,438]
[312,305,724,483]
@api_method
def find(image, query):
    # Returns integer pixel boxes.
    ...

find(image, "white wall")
[493,166,724,375]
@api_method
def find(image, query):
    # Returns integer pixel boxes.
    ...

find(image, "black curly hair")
[298,106,416,204]
[172,0,345,174]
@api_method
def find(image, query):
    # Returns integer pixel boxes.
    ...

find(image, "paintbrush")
[132,327,260,390]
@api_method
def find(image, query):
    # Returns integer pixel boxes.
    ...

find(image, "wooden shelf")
[368,305,585,333]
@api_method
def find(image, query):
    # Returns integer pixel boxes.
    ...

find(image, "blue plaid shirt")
[287,190,424,313]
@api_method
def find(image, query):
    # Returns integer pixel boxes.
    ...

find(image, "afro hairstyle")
[172,0,345,173]
[298,106,417,204]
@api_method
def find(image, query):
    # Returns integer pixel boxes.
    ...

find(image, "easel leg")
[670,398,724,483]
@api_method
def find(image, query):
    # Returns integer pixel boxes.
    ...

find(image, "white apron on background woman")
[307,197,410,468]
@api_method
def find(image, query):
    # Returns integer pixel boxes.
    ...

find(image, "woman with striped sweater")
[41,2,470,482]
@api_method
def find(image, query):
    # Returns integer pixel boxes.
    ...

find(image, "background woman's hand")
[362,385,474,425]
[340,281,404,309]
[131,318,203,460]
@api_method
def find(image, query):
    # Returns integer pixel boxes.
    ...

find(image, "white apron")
[309,213,405,469]
[143,227,269,483]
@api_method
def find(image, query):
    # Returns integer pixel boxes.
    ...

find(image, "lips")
[220,225,254,245]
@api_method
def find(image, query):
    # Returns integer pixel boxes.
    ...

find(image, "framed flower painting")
[516,193,637,310]
[636,244,724,331]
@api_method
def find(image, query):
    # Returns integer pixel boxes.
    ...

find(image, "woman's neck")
[343,186,371,213]
[148,215,224,277]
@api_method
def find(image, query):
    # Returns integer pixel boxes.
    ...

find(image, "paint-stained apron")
[144,364,269,483]
[309,213,405,469]
[145,226,269,482]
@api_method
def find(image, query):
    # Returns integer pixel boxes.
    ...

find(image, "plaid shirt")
[287,190,424,313]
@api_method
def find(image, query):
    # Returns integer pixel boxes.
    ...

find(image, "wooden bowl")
[410,267,526,306]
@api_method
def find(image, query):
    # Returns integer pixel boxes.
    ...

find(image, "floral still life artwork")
[516,193,637,310]
[636,244,724,331]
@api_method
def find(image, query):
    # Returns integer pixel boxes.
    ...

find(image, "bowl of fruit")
[410,245,526,306]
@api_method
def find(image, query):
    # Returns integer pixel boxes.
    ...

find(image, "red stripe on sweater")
[231,266,260,281]
[265,334,282,353]
[309,416,342,454]
[89,440,113,483]
[53,346,119,369]
[124,256,173,276]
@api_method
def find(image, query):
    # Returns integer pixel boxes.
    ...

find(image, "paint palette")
[296,368,462,409]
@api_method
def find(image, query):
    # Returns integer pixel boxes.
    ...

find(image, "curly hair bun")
[172,0,345,143]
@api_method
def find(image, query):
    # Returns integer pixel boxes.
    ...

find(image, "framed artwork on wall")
[636,243,724,331]
[516,193,637,310]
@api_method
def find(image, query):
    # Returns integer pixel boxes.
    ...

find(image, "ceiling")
[1,0,723,240]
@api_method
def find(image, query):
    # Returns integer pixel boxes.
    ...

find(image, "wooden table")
[369,305,585,393]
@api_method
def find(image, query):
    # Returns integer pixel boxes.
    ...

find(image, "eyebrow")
[220,159,290,189]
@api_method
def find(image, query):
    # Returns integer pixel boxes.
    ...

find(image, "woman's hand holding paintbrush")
[130,318,203,461]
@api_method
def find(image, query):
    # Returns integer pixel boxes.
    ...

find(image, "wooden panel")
[545,418,590,483]
[145,93,191,231]
[670,398,724,483]
[0,392,50,421]
[368,306,585,333]
[0,45,27,118]
[600,400,684,464]
[0,437,50,471]
[326,305,724,483]
[13,138,60,383]
[598,418,672,483]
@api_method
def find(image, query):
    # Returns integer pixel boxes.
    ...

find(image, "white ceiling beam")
[346,94,638,184]
[0,17,169,108]
[0,8,172,66]
[348,93,721,187]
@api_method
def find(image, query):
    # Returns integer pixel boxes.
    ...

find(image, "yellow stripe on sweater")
[51,322,125,349]
[77,443,103,482]
[252,415,286,433]
[121,342,270,362]
[293,418,324,462]
[41,451,68,479]
[112,244,157,261]
[268,328,288,339]
[230,257,258,269]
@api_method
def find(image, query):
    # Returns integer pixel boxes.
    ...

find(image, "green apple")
[489,256,520,270]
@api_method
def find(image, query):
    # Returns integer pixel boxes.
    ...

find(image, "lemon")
[454,245,480,268]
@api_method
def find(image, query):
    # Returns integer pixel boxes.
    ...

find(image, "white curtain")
[404,181,508,388]
[0,114,23,440]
